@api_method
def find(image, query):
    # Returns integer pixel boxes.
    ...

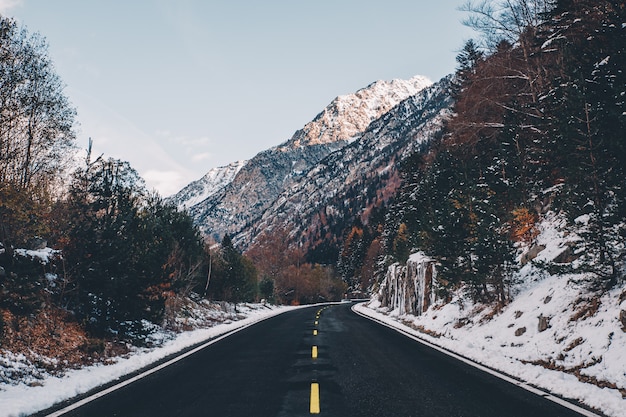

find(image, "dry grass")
[0,307,129,373]
[524,357,626,398]
[569,297,600,322]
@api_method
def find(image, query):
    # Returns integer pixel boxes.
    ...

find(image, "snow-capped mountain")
[173,75,434,243]
[169,160,246,211]
[240,76,453,251]
[292,75,432,147]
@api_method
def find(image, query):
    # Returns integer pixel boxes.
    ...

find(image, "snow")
[169,160,247,210]
[596,56,610,67]
[13,247,59,264]
[296,75,432,147]
[0,303,296,417]
[360,213,626,417]
[357,275,626,416]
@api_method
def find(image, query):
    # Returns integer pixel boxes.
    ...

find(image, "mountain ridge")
[169,74,434,243]
[240,76,454,256]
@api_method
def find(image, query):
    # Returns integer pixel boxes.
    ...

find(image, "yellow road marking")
[312,345,318,359]
[315,320,318,325]
[313,329,318,336]
[310,382,320,414]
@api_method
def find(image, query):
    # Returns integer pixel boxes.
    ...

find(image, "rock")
[538,315,550,332]
[515,327,527,336]
[620,310,626,332]
[0,265,5,277]
[552,243,580,264]
[521,244,546,265]
[29,236,47,250]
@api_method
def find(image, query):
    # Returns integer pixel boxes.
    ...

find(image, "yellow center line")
[310,382,320,414]
[312,345,318,359]
[313,329,317,336]
[315,320,318,325]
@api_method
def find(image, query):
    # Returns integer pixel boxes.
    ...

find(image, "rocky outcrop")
[377,252,437,316]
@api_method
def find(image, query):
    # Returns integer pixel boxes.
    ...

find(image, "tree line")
[0,15,269,351]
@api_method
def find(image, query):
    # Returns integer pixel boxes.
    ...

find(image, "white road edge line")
[44,306,311,417]
[351,304,602,417]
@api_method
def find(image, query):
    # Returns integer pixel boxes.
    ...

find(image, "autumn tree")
[0,16,76,251]
[0,16,77,341]
[245,227,296,283]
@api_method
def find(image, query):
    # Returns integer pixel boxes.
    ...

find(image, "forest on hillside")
[335,0,625,301]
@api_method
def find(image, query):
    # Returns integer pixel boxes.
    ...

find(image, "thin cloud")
[177,136,212,147]
[0,0,23,13]
[142,170,185,198]
[191,152,211,162]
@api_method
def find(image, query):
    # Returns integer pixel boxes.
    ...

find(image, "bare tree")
[0,16,76,192]
[460,0,554,49]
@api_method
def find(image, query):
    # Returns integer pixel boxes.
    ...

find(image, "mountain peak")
[289,75,432,148]
[169,160,247,211]
[171,74,439,243]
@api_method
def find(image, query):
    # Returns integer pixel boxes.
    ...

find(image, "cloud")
[191,152,211,162]
[0,0,23,13]
[172,135,211,147]
[142,170,186,198]
[67,86,198,197]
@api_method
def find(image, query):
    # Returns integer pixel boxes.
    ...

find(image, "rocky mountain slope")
[171,160,247,211]
[169,75,433,243]
[240,77,454,253]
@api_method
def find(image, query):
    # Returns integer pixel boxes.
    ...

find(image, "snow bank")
[358,272,626,416]
[0,303,295,417]
[357,272,626,417]
[361,213,626,417]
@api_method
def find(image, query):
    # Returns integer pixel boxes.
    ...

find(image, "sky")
[1,1,476,196]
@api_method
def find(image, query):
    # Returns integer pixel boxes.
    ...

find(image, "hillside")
[170,160,247,211]
[361,212,626,417]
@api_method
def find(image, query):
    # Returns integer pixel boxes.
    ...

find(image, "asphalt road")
[42,303,588,417]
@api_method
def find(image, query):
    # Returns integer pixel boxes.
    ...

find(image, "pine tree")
[214,234,255,304]
[542,0,626,286]
[61,158,205,339]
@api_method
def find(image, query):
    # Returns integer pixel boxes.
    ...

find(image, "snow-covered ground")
[357,266,626,416]
[0,303,295,417]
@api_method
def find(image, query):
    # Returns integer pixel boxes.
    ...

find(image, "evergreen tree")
[209,234,256,304]
[542,0,626,286]
[61,157,206,339]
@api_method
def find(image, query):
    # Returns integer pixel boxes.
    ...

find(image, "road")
[41,303,588,417]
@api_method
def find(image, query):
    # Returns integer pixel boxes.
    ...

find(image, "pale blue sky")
[2,1,475,195]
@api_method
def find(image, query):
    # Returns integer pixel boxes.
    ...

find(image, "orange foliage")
[1,307,90,368]
[511,208,539,243]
